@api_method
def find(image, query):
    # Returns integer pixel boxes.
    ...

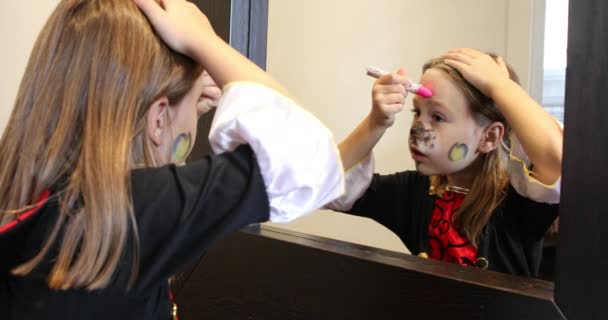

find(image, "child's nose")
[410,121,426,141]
[410,120,430,133]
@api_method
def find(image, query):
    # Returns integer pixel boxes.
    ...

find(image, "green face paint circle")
[172,133,192,163]
[448,143,468,162]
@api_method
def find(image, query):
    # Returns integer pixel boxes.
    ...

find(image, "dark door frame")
[188,0,268,160]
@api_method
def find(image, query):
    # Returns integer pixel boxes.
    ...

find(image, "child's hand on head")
[197,71,221,117]
[371,68,408,128]
[135,0,217,58]
[442,48,511,98]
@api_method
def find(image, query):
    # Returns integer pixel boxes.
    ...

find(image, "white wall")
[265,0,539,253]
[0,1,59,134]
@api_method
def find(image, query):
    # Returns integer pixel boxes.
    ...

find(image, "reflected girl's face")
[409,68,485,176]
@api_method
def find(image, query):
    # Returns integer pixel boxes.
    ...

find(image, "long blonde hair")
[424,54,519,245]
[0,0,202,290]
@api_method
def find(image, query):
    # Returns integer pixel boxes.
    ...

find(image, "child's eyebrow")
[414,96,447,109]
[431,99,448,109]
[432,101,453,115]
[414,97,454,117]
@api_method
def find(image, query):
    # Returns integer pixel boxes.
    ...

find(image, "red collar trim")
[0,190,51,233]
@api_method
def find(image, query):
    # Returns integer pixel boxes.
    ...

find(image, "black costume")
[1,146,269,319]
[343,170,558,277]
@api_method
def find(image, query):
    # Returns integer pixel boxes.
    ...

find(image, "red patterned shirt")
[427,191,478,266]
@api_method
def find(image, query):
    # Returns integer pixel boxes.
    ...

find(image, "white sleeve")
[507,120,563,204]
[324,153,375,211]
[208,82,345,223]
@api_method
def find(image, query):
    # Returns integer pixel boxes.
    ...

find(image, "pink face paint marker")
[366,66,433,98]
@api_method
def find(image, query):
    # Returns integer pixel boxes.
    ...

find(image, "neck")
[446,172,474,189]
[446,157,483,189]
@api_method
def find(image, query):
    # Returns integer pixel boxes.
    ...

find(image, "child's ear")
[479,121,505,154]
[146,96,169,146]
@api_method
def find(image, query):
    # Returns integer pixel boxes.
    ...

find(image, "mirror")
[0,0,567,283]
[263,0,568,281]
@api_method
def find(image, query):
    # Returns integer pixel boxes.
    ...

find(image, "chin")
[414,163,440,176]
[415,162,465,177]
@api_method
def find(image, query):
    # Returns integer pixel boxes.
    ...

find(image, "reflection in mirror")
[542,0,568,122]
[264,0,567,281]
[536,0,569,281]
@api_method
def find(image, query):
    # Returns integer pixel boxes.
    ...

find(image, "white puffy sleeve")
[507,120,563,204]
[208,82,345,223]
[324,153,375,211]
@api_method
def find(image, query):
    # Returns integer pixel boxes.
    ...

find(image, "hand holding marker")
[366,66,433,98]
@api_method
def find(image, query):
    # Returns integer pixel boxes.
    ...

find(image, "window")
[542,0,568,122]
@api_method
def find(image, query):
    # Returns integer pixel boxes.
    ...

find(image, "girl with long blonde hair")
[0,0,344,318]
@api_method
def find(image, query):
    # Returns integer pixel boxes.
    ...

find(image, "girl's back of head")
[0,0,201,290]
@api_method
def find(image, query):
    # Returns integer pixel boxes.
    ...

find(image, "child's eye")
[433,114,446,122]
[410,108,421,117]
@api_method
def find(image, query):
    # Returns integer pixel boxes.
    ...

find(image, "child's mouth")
[410,147,429,161]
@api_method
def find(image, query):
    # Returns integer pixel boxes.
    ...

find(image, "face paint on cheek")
[171,133,192,163]
[448,143,469,162]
